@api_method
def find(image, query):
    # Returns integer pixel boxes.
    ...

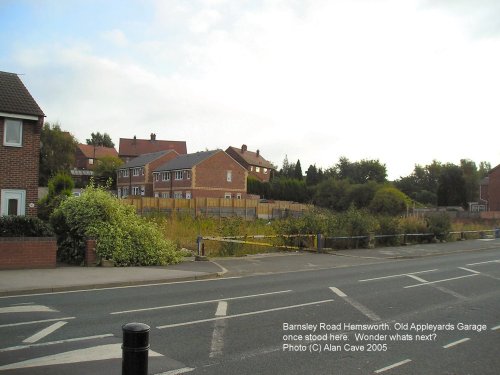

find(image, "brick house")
[0,71,45,217]
[116,150,178,197]
[225,145,274,182]
[480,165,500,211]
[153,150,248,199]
[75,143,118,170]
[118,133,187,163]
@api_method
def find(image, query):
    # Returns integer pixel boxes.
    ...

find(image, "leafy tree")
[93,155,123,189]
[314,178,352,211]
[269,177,309,202]
[38,172,74,221]
[279,155,296,179]
[247,176,270,198]
[437,164,467,207]
[39,122,78,186]
[305,164,324,186]
[349,182,379,209]
[328,157,387,184]
[368,186,410,215]
[86,132,115,148]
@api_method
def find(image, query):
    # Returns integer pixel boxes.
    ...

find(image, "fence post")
[317,233,323,253]
[122,322,150,375]
[197,236,203,256]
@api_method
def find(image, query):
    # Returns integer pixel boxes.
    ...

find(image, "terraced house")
[153,150,247,199]
[0,71,45,216]
[116,150,178,198]
[225,144,274,182]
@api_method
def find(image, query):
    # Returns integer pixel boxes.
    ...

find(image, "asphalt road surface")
[0,242,499,374]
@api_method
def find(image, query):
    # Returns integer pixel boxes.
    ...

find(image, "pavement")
[1,238,499,297]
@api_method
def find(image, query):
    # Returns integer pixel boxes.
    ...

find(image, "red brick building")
[75,143,118,170]
[0,71,45,217]
[225,145,274,182]
[118,134,187,163]
[153,150,248,199]
[116,150,178,197]
[481,165,500,211]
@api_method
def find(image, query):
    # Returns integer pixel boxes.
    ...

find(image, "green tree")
[86,132,115,148]
[368,186,410,215]
[294,159,303,180]
[314,178,352,211]
[39,123,78,186]
[437,164,467,207]
[94,155,123,189]
[329,157,387,184]
[38,172,74,221]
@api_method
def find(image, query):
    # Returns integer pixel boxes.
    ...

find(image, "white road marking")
[374,359,412,373]
[210,301,228,358]
[458,267,481,274]
[491,324,500,331]
[443,338,470,349]
[359,269,438,282]
[157,300,334,329]
[329,287,380,321]
[0,334,114,353]
[329,287,347,297]
[466,259,500,266]
[404,274,478,288]
[111,290,292,315]
[0,305,56,314]
[0,317,75,329]
[154,368,195,375]
[0,343,162,370]
[406,274,428,283]
[23,321,67,344]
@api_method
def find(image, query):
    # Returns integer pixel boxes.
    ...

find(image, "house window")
[175,171,183,180]
[250,166,253,171]
[161,192,170,198]
[122,169,129,178]
[140,186,145,196]
[255,167,260,173]
[264,168,268,174]
[174,191,183,199]
[1,189,26,216]
[236,193,242,200]
[3,119,22,147]
[89,158,94,165]
[132,186,140,195]
[185,170,191,180]
[154,173,160,182]
[162,172,170,181]
[117,188,122,198]
[224,193,232,199]
[122,187,129,197]
[133,168,140,176]
[154,192,159,198]
[227,170,232,182]
[185,191,191,199]
[141,167,145,175]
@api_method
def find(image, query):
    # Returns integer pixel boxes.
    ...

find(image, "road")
[0,241,499,374]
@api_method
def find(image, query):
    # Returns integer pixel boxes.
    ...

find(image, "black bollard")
[122,322,150,375]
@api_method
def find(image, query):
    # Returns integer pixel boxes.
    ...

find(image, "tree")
[306,164,323,186]
[39,122,78,186]
[38,172,74,221]
[86,132,115,148]
[437,164,467,207]
[93,156,124,189]
[294,160,303,180]
[329,157,387,184]
[368,186,410,216]
[279,155,296,179]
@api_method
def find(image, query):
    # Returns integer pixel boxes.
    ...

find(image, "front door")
[1,189,26,216]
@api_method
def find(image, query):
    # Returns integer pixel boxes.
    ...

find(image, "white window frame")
[162,172,170,181]
[227,170,232,182]
[255,167,260,173]
[88,158,94,165]
[175,171,183,180]
[185,191,191,199]
[264,168,268,174]
[154,192,159,198]
[224,193,232,199]
[132,186,140,195]
[185,170,191,180]
[161,192,170,198]
[133,168,140,177]
[122,187,129,197]
[1,189,26,216]
[122,169,129,178]
[140,186,145,196]
[154,173,160,182]
[141,167,145,176]
[236,193,242,200]
[3,118,23,147]
[173,191,183,199]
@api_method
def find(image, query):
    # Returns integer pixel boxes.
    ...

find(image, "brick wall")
[0,117,42,217]
[488,166,500,211]
[85,238,98,266]
[0,237,57,269]
[195,151,247,193]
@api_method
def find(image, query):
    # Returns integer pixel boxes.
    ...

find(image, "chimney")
[241,144,247,153]
[150,133,156,141]
[132,135,136,145]
[256,149,260,157]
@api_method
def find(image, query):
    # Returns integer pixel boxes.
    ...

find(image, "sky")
[1,0,499,180]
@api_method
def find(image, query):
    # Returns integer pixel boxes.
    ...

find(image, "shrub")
[376,216,401,246]
[426,213,452,241]
[51,182,182,266]
[38,172,74,221]
[0,216,54,237]
[369,186,410,216]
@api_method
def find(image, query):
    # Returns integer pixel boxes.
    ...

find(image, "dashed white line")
[374,359,412,373]
[466,259,500,266]
[111,290,292,315]
[22,321,67,344]
[154,368,195,375]
[157,300,333,329]
[214,301,228,317]
[359,269,438,282]
[210,301,228,358]
[491,324,500,331]
[406,274,428,283]
[329,287,347,297]
[0,305,56,314]
[443,338,470,349]
[404,274,478,288]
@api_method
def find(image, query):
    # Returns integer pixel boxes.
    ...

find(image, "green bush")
[51,182,182,266]
[38,172,74,221]
[369,186,410,216]
[376,216,401,246]
[0,216,54,237]
[426,213,452,241]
